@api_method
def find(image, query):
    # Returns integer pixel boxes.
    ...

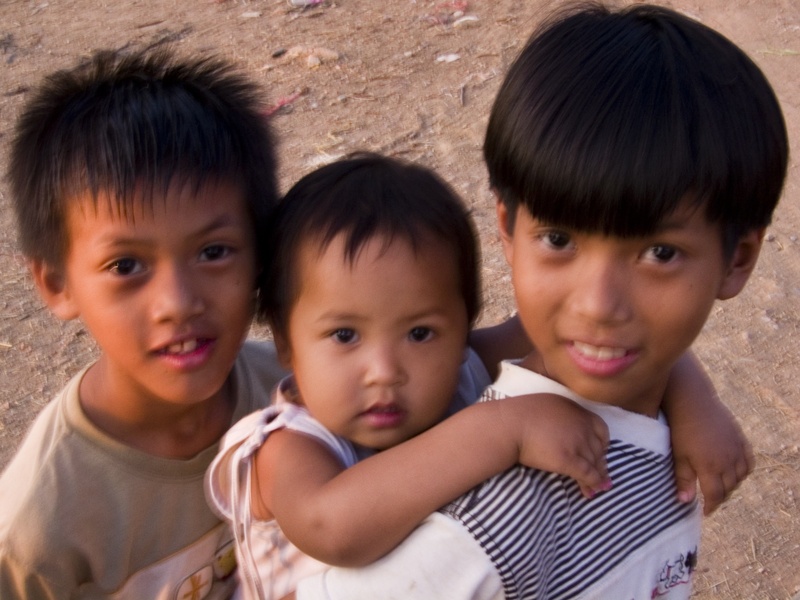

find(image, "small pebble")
[436,53,461,63]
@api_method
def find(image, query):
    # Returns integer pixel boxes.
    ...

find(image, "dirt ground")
[0,0,797,597]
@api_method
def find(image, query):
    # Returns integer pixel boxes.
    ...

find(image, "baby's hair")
[8,47,277,267]
[485,2,788,253]
[261,153,481,338]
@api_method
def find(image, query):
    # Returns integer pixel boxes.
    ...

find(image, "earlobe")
[717,228,765,300]
[29,259,80,320]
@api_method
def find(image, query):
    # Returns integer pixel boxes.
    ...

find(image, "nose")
[364,342,407,388]
[151,261,205,323]
[569,256,632,326]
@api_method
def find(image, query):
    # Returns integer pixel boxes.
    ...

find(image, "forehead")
[294,232,461,297]
[64,177,248,229]
[303,230,457,268]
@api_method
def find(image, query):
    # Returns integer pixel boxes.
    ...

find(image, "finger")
[587,435,609,473]
[698,473,725,516]
[578,483,597,500]
[673,456,698,505]
[570,448,612,497]
[576,432,609,482]
[591,416,610,449]
[565,453,606,493]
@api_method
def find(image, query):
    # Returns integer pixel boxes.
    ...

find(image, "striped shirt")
[442,361,701,599]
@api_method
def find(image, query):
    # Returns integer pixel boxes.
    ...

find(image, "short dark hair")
[261,153,481,339]
[8,48,278,268]
[485,3,788,251]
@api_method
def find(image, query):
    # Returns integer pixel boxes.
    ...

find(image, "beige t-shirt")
[0,340,285,600]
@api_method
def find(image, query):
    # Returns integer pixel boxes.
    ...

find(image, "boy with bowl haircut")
[294,3,788,599]
[0,48,285,599]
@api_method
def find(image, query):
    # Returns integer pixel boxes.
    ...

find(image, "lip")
[566,340,638,377]
[359,403,406,429]
[153,336,216,371]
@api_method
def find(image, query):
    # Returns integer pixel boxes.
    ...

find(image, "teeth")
[574,341,626,361]
[166,339,199,355]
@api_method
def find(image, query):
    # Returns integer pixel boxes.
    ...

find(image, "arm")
[473,317,753,515]
[258,394,609,566]
[662,351,754,515]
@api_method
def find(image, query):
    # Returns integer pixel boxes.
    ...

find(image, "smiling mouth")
[160,338,209,355]
[572,341,628,361]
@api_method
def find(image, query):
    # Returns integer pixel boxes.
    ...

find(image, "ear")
[272,330,293,370]
[717,228,765,300]
[28,259,80,321]
[494,192,515,266]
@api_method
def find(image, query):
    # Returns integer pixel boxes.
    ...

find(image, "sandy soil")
[0,0,798,597]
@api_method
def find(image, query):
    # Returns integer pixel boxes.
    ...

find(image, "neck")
[79,360,235,459]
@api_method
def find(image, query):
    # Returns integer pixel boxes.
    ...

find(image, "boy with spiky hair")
[0,48,285,599]
[294,4,787,599]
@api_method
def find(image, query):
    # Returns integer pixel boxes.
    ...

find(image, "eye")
[643,244,679,264]
[107,257,143,276]
[200,244,231,262]
[540,229,573,250]
[408,326,434,343]
[331,328,358,344]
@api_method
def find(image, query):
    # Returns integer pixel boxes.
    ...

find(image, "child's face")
[36,179,257,411]
[498,200,760,417]
[278,233,469,450]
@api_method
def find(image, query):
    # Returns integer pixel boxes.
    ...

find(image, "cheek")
[640,287,715,360]
[416,353,464,414]
[512,271,549,319]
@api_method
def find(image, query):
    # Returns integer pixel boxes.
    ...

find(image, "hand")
[662,351,755,514]
[500,393,611,499]
[671,410,754,515]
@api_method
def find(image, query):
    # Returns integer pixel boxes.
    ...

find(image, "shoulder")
[0,378,77,527]
[0,385,87,591]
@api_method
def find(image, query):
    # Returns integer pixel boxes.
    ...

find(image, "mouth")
[572,341,628,361]
[362,404,402,416]
[360,404,406,429]
[157,337,212,356]
[567,340,637,378]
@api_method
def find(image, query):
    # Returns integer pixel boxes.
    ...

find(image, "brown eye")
[201,244,230,261]
[332,329,357,344]
[544,230,571,249]
[108,258,142,276]
[408,327,433,342]
[646,245,678,263]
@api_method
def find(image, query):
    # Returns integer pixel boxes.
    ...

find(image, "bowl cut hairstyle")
[485,3,788,252]
[261,153,481,339]
[8,48,278,269]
